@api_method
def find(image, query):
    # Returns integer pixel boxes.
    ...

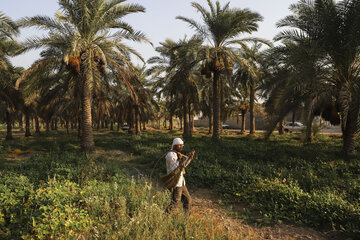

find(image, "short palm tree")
[149,36,204,138]
[234,43,266,135]
[262,39,331,142]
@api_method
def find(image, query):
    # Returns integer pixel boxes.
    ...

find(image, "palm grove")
[1,0,360,158]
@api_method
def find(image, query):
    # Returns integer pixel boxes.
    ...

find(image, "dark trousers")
[165,186,192,214]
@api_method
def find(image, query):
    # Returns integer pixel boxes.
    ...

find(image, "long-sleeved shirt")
[165,151,188,187]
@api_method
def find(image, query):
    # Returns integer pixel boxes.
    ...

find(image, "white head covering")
[171,138,184,149]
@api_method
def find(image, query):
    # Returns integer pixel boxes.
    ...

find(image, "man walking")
[165,138,194,214]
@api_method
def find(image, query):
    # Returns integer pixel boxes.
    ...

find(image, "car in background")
[121,124,129,130]
[222,124,231,129]
[284,122,304,133]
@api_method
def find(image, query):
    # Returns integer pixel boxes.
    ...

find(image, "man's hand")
[188,150,195,159]
[176,152,185,160]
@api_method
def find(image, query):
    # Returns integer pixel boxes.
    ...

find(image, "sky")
[2,0,299,68]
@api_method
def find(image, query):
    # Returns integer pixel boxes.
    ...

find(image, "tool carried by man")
[161,148,195,191]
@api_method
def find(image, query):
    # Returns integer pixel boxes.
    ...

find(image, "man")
[165,138,195,214]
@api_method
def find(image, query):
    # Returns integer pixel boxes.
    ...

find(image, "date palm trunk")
[19,114,23,131]
[35,116,40,134]
[212,71,221,141]
[179,117,183,130]
[46,120,50,132]
[342,101,359,158]
[169,95,174,130]
[117,117,121,131]
[5,111,13,140]
[208,108,213,134]
[169,116,173,130]
[220,76,224,135]
[305,116,314,142]
[183,96,191,138]
[135,107,141,135]
[65,119,69,134]
[97,119,100,130]
[304,97,314,143]
[128,107,134,134]
[25,112,31,137]
[191,115,195,132]
[189,102,194,134]
[249,84,256,135]
[143,121,147,131]
[54,118,58,130]
[241,111,246,134]
[278,120,285,135]
[78,117,81,139]
[80,76,95,152]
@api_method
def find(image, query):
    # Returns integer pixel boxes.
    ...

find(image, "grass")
[0,129,359,239]
[0,130,240,239]
[96,130,360,235]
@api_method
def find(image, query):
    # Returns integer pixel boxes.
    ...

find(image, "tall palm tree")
[20,0,149,152]
[276,0,360,157]
[0,12,18,36]
[177,0,264,141]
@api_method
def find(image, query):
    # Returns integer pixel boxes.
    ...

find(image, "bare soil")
[191,188,328,240]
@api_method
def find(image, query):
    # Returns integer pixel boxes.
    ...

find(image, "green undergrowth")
[0,135,237,239]
[1,130,360,238]
[96,131,360,235]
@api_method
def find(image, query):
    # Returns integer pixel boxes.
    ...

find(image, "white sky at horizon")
[3,0,299,68]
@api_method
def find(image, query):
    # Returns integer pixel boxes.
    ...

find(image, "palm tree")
[133,66,158,134]
[0,12,18,37]
[20,0,149,152]
[148,40,178,131]
[262,39,331,142]
[276,0,360,157]
[230,83,250,134]
[0,11,19,76]
[0,12,21,140]
[234,43,266,135]
[177,0,264,141]
[149,36,204,138]
[198,75,213,133]
[0,66,23,140]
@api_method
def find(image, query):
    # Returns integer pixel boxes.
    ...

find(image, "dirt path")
[191,189,328,240]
